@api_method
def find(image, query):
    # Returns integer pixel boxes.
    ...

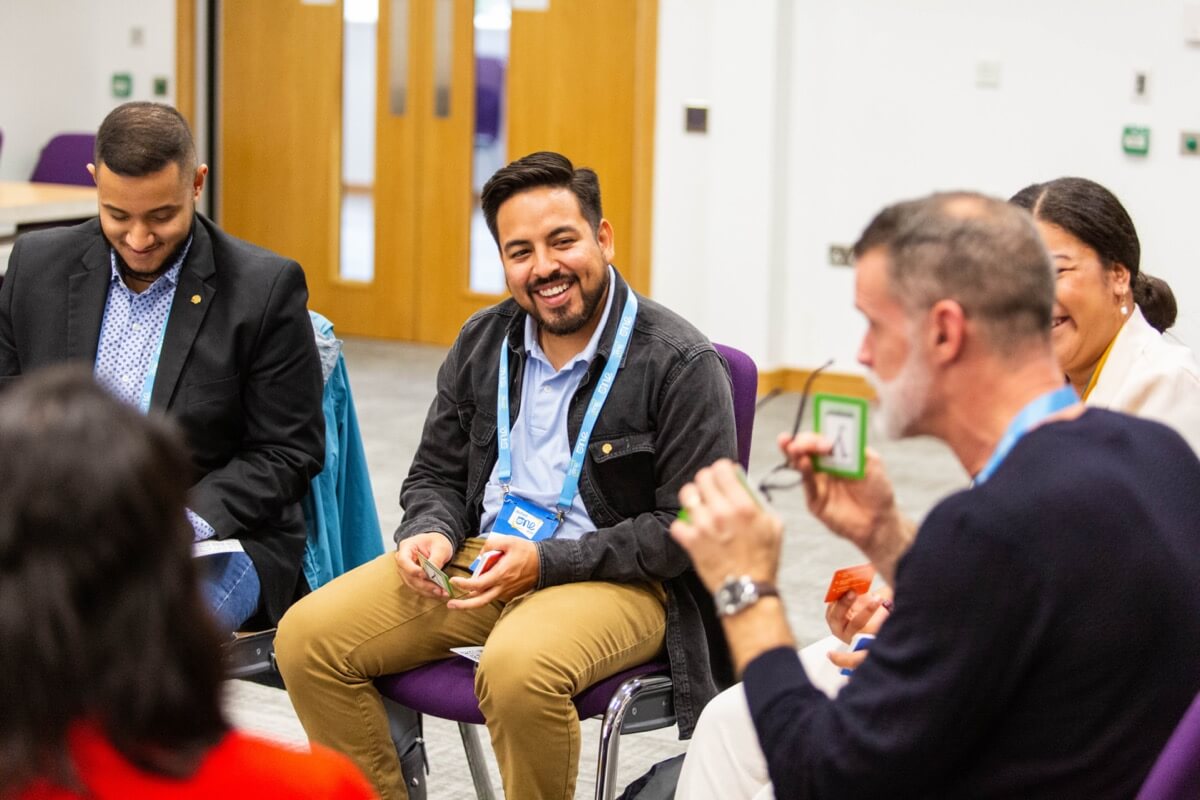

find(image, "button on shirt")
[479,268,617,541]
[93,241,217,543]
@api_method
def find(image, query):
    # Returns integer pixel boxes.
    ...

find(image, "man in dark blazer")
[0,102,324,630]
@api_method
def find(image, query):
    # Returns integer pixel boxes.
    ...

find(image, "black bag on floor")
[617,753,684,800]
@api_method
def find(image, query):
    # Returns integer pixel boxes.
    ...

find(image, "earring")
[1119,293,1129,316]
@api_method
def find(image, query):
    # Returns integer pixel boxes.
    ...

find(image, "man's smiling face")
[496,185,614,337]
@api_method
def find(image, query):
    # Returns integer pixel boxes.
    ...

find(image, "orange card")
[824,563,876,603]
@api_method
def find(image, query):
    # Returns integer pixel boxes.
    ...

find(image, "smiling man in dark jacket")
[276,152,737,800]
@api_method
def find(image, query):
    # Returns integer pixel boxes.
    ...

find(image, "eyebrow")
[101,202,182,216]
[502,224,582,254]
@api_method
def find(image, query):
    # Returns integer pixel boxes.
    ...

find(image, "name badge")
[472,493,560,571]
[494,493,560,540]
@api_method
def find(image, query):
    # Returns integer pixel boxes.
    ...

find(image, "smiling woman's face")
[1037,220,1129,385]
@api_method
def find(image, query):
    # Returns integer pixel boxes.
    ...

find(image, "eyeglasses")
[757,359,834,502]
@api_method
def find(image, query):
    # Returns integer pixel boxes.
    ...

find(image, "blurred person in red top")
[0,367,374,800]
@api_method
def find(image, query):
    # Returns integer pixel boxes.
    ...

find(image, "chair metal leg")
[458,722,498,800]
[594,674,674,800]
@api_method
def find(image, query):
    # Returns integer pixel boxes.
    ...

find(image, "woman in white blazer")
[1011,177,1200,454]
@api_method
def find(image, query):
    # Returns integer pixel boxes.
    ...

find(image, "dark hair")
[1010,177,1177,332]
[95,101,198,178]
[480,151,602,245]
[0,368,227,795]
[854,192,1055,354]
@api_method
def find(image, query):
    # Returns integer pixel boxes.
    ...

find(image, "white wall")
[0,0,176,181]
[651,0,787,368]
[654,0,1200,372]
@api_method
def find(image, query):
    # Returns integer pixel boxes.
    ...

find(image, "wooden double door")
[214,0,657,344]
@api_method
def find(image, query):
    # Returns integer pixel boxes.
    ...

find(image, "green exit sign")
[111,72,132,98]
[1122,126,1150,156]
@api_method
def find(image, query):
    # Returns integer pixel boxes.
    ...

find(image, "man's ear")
[192,164,209,200]
[596,218,615,264]
[928,299,966,364]
[87,163,97,184]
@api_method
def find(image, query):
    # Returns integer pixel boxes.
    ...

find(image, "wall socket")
[828,245,854,267]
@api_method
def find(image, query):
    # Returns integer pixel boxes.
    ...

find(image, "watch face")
[716,578,754,617]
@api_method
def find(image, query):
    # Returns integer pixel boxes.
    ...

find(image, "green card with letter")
[813,393,868,479]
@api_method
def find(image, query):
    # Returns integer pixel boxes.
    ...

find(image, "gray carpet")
[223,336,967,798]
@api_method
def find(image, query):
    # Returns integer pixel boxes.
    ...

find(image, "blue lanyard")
[974,385,1078,485]
[497,290,639,516]
[137,316,171,413]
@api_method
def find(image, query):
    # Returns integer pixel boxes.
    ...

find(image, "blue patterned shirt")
[93,239,217,542]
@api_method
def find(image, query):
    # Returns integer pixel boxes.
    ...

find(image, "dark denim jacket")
[397,270,737,736]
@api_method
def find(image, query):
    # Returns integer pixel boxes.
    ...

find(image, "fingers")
[827,648,868,672]
[780,431,833,470]
[395,534,455,599]
[825,590,860,642]
[394,543,427,582]
[400,561,450,599]
[446,583,500,610]
[844,594,883,638]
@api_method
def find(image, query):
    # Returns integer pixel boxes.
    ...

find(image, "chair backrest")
[30,133,96,186]
[475,57,505,145]
[1136,690,1200,799]
[713,343,757,470]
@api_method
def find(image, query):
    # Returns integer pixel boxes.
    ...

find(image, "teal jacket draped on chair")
[302,311,384,591]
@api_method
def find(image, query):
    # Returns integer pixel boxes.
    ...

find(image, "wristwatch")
[714,575,780,617]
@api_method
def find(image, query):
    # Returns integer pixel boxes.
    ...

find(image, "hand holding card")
[824,563,876,603]
[471,550,503,578]
[418,552,461,598]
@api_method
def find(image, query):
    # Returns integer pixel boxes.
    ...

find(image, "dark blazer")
[0,215,325,624]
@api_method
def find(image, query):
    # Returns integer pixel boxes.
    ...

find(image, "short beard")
[527,268,610,336]
[866,337,932,441]
[108,223,194,285]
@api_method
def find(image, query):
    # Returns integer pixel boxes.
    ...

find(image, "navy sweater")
[746,409,1200,799]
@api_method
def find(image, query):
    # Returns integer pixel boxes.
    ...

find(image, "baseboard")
[757,368,876,401]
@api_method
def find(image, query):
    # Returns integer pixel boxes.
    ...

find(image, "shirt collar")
[108,234,193,291]
[523,265,617,371]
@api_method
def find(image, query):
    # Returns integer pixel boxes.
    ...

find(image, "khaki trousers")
[275,538,667,800]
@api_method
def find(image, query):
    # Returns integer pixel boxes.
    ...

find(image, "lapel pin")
[190,294,202,305]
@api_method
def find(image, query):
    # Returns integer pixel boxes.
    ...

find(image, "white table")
[0,181,97,275]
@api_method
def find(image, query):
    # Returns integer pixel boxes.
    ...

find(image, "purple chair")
[375,342,758,800]
[475,57,504,146]
[30,133,96,186]
[1136,690,1200,799]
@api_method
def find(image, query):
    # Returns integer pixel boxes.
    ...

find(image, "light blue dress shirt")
[479,266,617,541]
